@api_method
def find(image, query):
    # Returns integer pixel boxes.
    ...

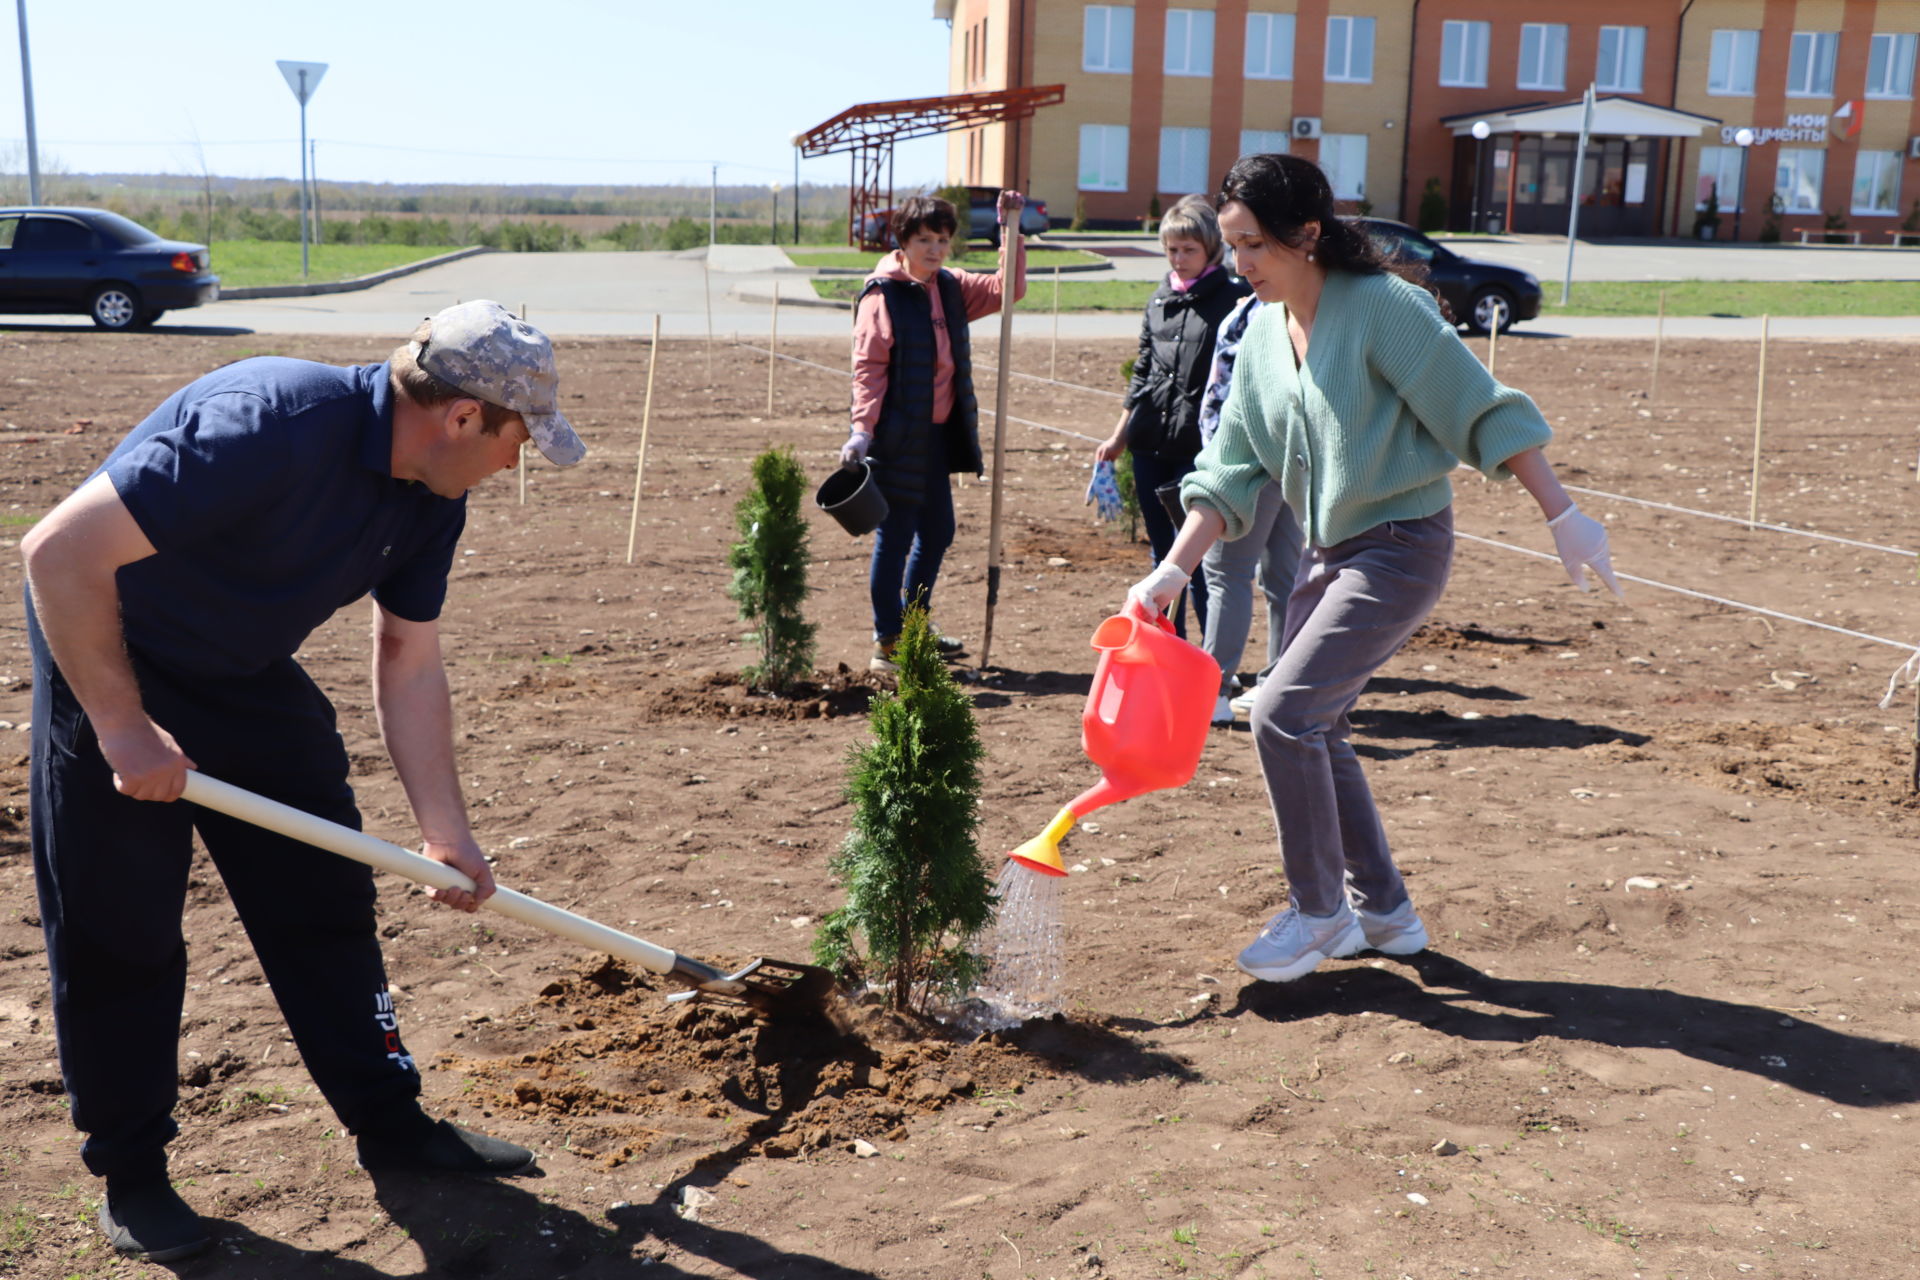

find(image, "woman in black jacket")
[1094,194,1250,639]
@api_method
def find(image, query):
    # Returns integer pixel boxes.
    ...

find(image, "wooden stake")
[1487,318,1499,377]
[626,315,662,566]
[702,257,714,384]
[517,302,530,504]
[979,237,1016,670]
[1748,314,1770,530]
[1650,289,1664,403]
[1050,264,1060,382]
[767,282,779,416]
[1911,676,1919,794]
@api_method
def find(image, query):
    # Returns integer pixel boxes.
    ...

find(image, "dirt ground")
[3,324,1920,1280]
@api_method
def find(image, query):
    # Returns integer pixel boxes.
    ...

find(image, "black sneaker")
[356,1119,538,1177]
[932,633,966,658]
[98,1177,211,1262]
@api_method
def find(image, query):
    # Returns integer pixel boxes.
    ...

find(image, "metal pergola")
[797,84,1066,250]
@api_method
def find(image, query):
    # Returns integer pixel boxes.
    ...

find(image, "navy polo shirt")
[100,358,466,681]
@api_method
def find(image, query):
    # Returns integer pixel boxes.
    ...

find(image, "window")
[1079,124,1130,191]
[1159,126,1210,194]
[1240,129,1290,157]
[1319,134,1369,201]
[1867,33,1918,99]
[1325,15,1374,83]
[1853,150,1904,215]
[1775,149,1826,213]
[1165,10,1214,76]
[1708,29,1759,94]
[1695,146,1745,212]
[1787,32,1838,97]
[1439,20,1489,87]
[15,218,96,253]
[1596,26,1646,92]
[1245,11,1295,80]
[1518,23,1568,91]
[1083,5,1134,74]
[0,216,18,250]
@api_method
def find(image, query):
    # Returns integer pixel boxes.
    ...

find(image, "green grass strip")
[812,276,1158,312]
[207,241,459,289]
[1545,279,1920,317]
[787,247,1106,272]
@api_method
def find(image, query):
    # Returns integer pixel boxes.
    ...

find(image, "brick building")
[936,0,1920,241]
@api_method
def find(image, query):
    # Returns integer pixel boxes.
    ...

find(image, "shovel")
[179,772,837,1022]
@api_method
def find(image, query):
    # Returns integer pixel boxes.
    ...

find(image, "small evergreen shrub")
[725,446,816,693]
[1903,199,1920,233]
[1146,193,1162,232]
[1071,195,1088,232]
[1417,177,1448,233]
[813,608,993,1012]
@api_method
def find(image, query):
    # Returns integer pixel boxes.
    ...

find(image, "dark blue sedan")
[0,206,220,330]
[1357,217,1542,335]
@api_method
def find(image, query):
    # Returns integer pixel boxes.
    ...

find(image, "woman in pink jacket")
[841,190,1026,672]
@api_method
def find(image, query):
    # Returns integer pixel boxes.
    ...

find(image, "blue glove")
[1085,459,1123,522]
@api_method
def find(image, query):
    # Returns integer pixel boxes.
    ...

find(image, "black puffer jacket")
[1122,267,1251,460]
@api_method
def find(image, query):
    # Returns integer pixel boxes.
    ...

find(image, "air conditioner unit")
[1292,117,1323,141]
[1909,135,1920,159]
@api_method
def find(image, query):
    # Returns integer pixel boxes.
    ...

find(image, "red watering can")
[1008,599,1221,876]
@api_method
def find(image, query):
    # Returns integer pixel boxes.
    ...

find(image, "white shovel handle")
[179,771,679,978]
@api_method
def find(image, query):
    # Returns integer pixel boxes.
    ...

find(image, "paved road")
[4,238,1916,340]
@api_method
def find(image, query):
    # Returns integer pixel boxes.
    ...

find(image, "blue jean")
[869,460,957,640]
[1200,480,1303,695]
[1249,510,1453,918]
[1130,449,1208,642]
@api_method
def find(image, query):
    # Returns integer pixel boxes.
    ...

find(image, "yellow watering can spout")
[1007,806,1075,877]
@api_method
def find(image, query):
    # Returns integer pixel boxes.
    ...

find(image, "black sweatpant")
[26,601,421,1181]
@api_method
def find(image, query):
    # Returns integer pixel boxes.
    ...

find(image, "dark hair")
[1216,153,1385,275]
[890,196,959,245]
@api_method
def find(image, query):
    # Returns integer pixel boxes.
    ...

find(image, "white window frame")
[1245,11,1295,81]
[1240,129,1290,158]
[1164,9,1214,77]
[1775,148,1826,214]
[1158,126,1210,195]
[1319,133,1369,201]
[1518,23,1568,92]
[1439,20,1489,88]
[1787,31,1838,97]
[1079,124,1131,191]
[1695,146,1745,212]
[1867,32,1918,99]
[1852,150,1904,215]
[1596,25,1646,93]
[1325,15,1375,84]
[1708,29,1759,95]
[1083,5,1134,75]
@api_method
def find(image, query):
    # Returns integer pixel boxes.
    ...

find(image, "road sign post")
[276,60,329,280]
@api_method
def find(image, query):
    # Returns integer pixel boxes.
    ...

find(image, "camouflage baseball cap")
[409,300,585,466]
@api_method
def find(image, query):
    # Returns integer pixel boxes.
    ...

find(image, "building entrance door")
[1497,136,1658,236]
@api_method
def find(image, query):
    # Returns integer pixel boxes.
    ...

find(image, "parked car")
[0,206,220,330]
[1355,217,1539,334]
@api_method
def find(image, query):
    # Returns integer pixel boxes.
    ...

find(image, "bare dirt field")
[3,325,1920,1280]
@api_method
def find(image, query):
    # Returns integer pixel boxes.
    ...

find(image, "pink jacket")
[849,241,1027,433]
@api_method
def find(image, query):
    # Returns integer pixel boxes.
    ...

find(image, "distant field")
[207,242,458,289]
[787,247,1105,271]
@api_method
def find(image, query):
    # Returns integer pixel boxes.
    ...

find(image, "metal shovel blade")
[180,771,838,1022]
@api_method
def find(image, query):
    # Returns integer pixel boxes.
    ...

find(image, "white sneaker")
[1355,897,1428,956]
[1210,694,1234,726]
[1235,905,1364,982]
[1229,689,1259,719]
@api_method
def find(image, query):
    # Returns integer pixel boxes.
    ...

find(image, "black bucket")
[816,461,889,536]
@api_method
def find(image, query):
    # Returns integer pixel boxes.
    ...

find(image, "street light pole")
[14,0,41,204]
[1731,128,1755,242]
[1470,120,1491,231]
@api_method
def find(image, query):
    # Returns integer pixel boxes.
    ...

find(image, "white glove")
[1547,503,1624,599]
[840,432,872,468]
[1127,560,1191,618]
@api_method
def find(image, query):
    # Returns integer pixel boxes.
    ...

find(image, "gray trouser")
[1249,510,1453,918]
[1200,481,1303,695]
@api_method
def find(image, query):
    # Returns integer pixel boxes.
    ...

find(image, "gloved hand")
[1127,560,1191,618]
[1546,503,1624,599]
[1085,460,1122,522]
[840,432,872,468]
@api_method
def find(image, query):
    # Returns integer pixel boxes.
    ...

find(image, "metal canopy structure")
[796,84,1066,250]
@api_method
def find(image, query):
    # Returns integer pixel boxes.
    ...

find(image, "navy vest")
[860,270,983,507]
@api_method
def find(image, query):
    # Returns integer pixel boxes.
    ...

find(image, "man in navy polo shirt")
[20,300,587,1262]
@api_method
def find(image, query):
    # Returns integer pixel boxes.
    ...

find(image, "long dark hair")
[1217,154,1443,309]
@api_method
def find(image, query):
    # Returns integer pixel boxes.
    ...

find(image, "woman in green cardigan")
[1129,153,1623,984]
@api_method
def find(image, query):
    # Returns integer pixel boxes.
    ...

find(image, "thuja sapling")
[813,608,995,1011]
[725,445,816,693]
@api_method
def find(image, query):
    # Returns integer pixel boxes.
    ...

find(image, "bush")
[1071,195,1087,232]
[1115,357,1142,542]
[725,446,816,693]
[1417,177,1447,233]
[813,607,993,1011]
[1904,199,1920,234]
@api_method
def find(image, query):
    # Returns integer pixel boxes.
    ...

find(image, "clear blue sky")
[2,0,954,189]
